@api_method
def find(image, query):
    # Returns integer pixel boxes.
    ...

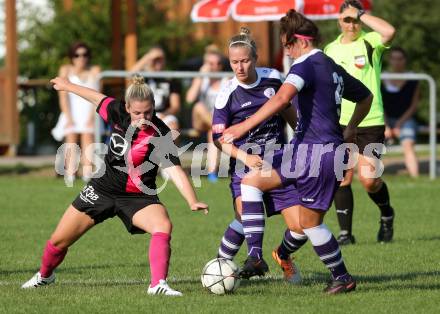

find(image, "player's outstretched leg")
[218,219,245,260]
[239,184,269,279]
[272,229,307,283]
[22,205,94,289]
[22,241,68,289]
[303,224,356,294]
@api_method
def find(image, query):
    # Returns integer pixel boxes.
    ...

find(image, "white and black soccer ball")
[201,258,240,295]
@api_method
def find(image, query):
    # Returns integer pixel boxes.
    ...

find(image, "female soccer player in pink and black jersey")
[21,76,208,296]
[221,10,373,294]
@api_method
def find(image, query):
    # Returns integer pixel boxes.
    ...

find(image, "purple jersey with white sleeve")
[276,49,371,211]
[212,67,286,161]
[212,67,299,215]
[285,49,371,145]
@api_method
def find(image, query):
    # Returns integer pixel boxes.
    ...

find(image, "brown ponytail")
[280,9,321,46]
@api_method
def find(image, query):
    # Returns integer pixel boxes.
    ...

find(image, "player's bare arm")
[164,165,209,214]
[344,4,395,44]
[51,76,107,108]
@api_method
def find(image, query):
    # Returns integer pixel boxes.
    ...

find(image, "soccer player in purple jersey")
[21,76,208,296]
[221,10,373,294]
[212,27,304,283]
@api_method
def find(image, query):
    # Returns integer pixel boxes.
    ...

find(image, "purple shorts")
[275,142,345,211]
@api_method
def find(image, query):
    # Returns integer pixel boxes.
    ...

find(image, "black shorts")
[72,184,162,234]
[342,125,385,157]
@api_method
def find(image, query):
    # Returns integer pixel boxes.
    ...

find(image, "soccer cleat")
[377,215,394,243]
[147,279,183,296]
[337,233,356,245]
[238,256,269,279]
[271,249,301,284]
[21,272,55,289]
[324,275,356,294]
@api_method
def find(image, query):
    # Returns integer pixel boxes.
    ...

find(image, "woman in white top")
[52,42,101,182]
[186,47,226,182]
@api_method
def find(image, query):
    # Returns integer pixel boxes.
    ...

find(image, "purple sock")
[303,224,350,281]
[241,184,265,259]
[277,229,308,259]
[218,219,245,260]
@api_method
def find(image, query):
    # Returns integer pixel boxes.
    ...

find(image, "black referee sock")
[334,185,354,235]
[368,182,394,218]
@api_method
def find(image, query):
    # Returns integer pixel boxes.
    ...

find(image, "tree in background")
[14,0,440,152]
[16,0,209,152]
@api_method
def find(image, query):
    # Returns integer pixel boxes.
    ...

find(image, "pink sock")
[39,240,67,278]
[149,232,171,287]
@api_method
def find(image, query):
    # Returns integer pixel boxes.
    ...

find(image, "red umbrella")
[303,0,372,20]
[191,0,235,22]
[191,0,372,22]
[231,0,300,22]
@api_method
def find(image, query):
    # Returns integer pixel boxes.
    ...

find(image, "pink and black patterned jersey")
[285,49,371,145]
[92,97,180,195]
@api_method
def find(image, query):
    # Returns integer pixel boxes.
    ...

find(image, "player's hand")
[392,127,401,138]
[341,5,359,20]
[245,154,263,170]
[50,77,71,92]
[343,126,357,143]
[220,124,247,144]
[190,202,209,215]
[384,126,393,139]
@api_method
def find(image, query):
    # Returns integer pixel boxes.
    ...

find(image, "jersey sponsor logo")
[264,87,276,99]
[241,101,252,108]
[212,123,226,134]
[110,133,128,158]
[354,55,366,69]
[80,185,100,205]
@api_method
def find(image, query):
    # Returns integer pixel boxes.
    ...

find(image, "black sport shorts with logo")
[341,125,385,158]
[72,183,161,234]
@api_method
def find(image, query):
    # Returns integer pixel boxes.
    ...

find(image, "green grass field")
[1,173,439,313]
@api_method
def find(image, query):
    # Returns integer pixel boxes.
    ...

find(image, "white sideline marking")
[2,274,285,287]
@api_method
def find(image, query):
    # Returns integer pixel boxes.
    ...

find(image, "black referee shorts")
[342,125,385,158]
[72,184,162,234]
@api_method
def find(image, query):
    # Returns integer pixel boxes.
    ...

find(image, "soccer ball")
[201,258,240,295]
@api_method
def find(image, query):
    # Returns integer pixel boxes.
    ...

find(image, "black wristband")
[357,9,366,19]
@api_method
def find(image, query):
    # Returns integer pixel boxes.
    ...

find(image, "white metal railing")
[96,70,438,179]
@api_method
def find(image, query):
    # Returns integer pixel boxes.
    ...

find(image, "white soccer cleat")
[21,272,56,289]
[147,279,182,296]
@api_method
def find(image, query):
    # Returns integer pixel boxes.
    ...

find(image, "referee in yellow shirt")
[325,0,396,245]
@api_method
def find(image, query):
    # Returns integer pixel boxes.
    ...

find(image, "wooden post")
[111,0,123,70]
[124,0,137,70]
[1,0,18,153]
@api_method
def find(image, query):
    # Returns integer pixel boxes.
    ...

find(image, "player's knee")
[360,176,381,192]
[48,237,69,251]
[241,176,262,189]
[341,171,354,186]
[159,219,173,234]
[298,215,313,230]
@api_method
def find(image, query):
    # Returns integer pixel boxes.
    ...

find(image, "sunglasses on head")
[343,17,360,24]
[73,52,89,58]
